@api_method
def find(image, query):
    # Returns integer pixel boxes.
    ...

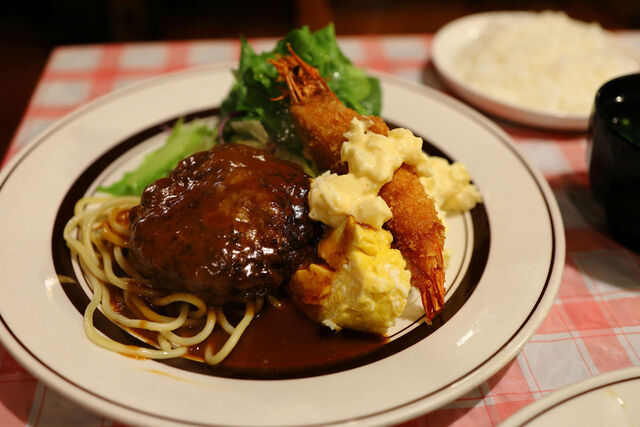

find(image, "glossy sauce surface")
[128,144,318,302]
[108,286,386,375]
[193,298,386,371]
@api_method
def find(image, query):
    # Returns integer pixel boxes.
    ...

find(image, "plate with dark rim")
[0,64,564,426]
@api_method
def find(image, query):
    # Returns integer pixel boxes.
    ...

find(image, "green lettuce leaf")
[100,24,378,197]
[98,119,215,196]
[220,23,381,154]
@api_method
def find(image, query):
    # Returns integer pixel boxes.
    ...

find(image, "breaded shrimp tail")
[270,45,446,322]
[379,165,445,320]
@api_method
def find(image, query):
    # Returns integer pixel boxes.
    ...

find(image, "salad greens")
[220,23,381,153]
[99,119,214,196]
[99,23,381,196]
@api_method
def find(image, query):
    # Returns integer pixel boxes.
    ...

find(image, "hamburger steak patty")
[128,143,318,303]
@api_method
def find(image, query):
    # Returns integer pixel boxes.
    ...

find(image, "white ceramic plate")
[502,366,640,426]
[0,64,565,426]
[432,11,636,131]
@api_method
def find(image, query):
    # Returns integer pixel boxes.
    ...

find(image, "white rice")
[452,11,640,114]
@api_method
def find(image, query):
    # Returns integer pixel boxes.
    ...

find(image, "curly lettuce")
[220,23,381,153]
[100,24,381,196]
[99,119,215,196]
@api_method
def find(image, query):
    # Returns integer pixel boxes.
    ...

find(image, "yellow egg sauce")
[422,157,483,214]
[291,216,411,334]
[302,118,483,335]
[309,118,433,229]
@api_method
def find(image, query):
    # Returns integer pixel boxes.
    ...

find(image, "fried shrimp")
[270,45,446,322]
[269,48,389,174]
[379,165,445,319]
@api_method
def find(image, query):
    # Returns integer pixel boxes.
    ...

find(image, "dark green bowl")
[588,73,640,252]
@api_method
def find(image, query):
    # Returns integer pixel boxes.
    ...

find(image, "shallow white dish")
[432,11,626,131]
[502,366,640,426]
[0,64,564,426]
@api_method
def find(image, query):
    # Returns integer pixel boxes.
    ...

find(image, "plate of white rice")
[432,10,640,130]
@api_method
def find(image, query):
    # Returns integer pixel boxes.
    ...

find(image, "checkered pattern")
[2,35,640,426]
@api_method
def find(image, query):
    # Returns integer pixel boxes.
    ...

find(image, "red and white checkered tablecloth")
[2,35,640,427]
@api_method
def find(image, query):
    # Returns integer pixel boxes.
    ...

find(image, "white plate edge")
[501,365,640,426]
[0,66,566,427]
[356,73,567,425]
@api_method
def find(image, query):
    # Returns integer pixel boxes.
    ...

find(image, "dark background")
[2,0,640,162]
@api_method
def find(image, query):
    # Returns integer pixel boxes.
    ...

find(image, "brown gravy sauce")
[107,286,387,372]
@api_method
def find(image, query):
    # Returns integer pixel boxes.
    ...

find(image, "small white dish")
[0,64,565,426]
[432,11,637,131]
[502,366,640,426]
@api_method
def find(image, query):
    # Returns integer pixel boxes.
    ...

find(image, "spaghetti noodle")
[63,195,260,365]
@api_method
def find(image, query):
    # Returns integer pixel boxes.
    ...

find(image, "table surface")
[1,34,640,427]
